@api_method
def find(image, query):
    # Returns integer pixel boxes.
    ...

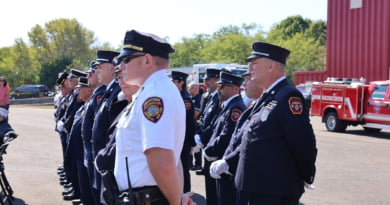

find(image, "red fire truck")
[310,77,390,132]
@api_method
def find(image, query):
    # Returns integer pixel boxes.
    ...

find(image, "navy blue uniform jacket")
[182,90,196,150]
[65,104,85,160]
[197,93,221,145]
[223,104,253,175]
[63,91,83,133]
[92,81,122,158]
[81,85,106,162]
[235,78,317,197]
[204,95,246,159]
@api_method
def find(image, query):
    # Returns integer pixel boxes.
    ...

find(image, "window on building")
[350,0,362,9]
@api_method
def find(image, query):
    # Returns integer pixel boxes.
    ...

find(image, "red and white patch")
[230,108,242,122]
[96,95,104,105]
[184,99,192,110]
[288,97,303,115]
[143,97,164,123]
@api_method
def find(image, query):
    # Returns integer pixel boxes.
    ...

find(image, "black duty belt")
[120,186,166,205]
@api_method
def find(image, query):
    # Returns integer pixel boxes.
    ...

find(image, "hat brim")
[203,75,219,80]
[246,54,264,61]
[76,84,89,88]
[94,61,108,65]
[114,49,137,64]
[216,80,234,85]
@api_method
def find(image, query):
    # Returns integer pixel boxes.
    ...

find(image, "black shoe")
[57,165,64,170]
[195,169,205,175]
[59,172,66,177]
[57,169,65,175]
[63,182,73,188]
[59,176,67,181]
[190,165,203,171]
[63,192,79,201]
[72,198,82,204]
[62,187,74,195]
[60,179,70,185]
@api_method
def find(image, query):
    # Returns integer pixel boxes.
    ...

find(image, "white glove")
[194,134,202,145]
[304,182,315,190]
[2,136,9,144]
[191,143,203,154]
[210,159,229,179]
[56,120,64,131]
[204,153,218,162]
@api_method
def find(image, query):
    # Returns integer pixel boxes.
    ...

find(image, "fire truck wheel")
[363,127,381,133]
[324,112,347,132]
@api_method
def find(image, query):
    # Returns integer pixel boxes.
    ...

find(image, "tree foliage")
[265,15,326,82]
[29,18,96,68]
[0,16,326,89]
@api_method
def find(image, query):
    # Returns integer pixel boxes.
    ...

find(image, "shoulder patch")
[288,97,303,115]
[96,95,104,105]
[230,108,242,122]
[143,97,164,123]
[184,99,192,110]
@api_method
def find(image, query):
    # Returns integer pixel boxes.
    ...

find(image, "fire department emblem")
[230,108,242,122]
[96,95,104,105]
[184,100,192,110]
[288,97,303,115]
[143,97,164,123]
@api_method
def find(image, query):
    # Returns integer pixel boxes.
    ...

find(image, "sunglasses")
[115,54,146,65]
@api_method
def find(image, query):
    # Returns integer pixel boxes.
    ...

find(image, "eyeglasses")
[115,54,146,65]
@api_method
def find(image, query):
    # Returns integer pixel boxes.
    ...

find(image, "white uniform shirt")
[114,70,186,191]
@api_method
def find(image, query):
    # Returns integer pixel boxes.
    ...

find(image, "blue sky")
[0,0,327,48]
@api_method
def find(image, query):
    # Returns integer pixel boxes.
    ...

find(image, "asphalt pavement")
[3,106,390,204]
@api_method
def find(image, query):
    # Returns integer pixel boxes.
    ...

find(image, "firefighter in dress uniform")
[60,68,88,201]
[209,70,263,205]
[65,77,95,204]
[191,68,222,205]
[235,42,317,205]
[203,71,246,205]
[92,50,130,204]
[81,61,106,204]
[171,71,196,193]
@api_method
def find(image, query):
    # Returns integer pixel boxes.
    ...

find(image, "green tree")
[265,16,326,83]
[0,47,18,88]
[305,20,327,45]
[171,34,211,67]
[28,18,97,88]
[40,57,72,90]
[201,33,251,64]
[280,33,326,82]
[268,15,311,41]
[12,39,41,86]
